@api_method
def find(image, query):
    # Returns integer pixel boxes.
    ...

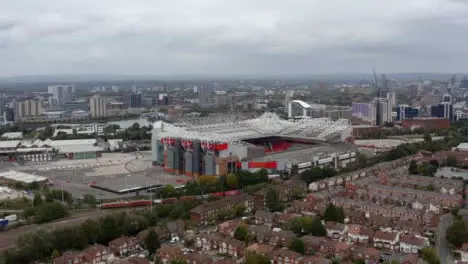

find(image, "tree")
[82,194,96,206]
[289,238,305,254]
[447,219,467,247]
[33,193,43,207]
[144,229,161,255]
[226,174,238,189]
[160,185,178,198]
[424,132,432,143]
[234,204,247,217]
[81,219,101,244]
[408,160,418,174]
[323,204,345,223]
[234,225,248,242]
[33,202,68,223]
[310,218,326,237]
[356,153,367,168]
[421,247,440,264]
[446,155,458,167]
[51,249,60,259]
[265,188,283,212]
[245,253,271,264]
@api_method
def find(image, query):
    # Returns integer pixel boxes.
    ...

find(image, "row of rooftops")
[0,138,122,153]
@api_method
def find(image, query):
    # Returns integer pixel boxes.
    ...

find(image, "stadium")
[151,112,357,177]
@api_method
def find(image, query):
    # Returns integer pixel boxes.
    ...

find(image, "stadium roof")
[0,170,47,183]
[154,112,351,143]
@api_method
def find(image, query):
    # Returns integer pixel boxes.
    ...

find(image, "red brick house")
[156,245,184,264]
[81,244,112,264]
[109,236,139,256]
[269,248,304,264]
[53,251,85,264]
[190,194,255,225]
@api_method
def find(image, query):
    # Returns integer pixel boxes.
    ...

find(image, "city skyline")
[2,0,468,78]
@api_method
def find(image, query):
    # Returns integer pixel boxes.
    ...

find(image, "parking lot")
[2,152,190,200]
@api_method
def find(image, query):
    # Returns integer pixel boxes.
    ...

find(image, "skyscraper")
[130,92,142,108]
[14,99,42,122]
[198,85,213,108]
[90,95,107,117]
[48,85,75,105]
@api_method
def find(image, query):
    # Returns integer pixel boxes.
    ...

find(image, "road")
[0,209,133,251]
[436,214,454,264]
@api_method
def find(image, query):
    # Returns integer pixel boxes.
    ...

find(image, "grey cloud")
[1,0,468,77]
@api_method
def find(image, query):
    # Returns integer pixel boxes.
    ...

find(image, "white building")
[14,99,42,122]
[90,95,107,117]
[48,85,75,105]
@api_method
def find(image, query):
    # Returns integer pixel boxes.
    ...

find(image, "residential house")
[118,257,150,264]
[165,219,186,239]
[215,259,237,264]
[255,178,307,207]
[218,219,241,237]
[276,213,301,227]
[401,253,419,264]
[268,230,296,247]
[333,242,351,261]
[245,243,274,256]
[303,256,331,264]
[363,247,381,263]
[218,238,245,258]
[81,244,112,264]
[186,252,214,264]
[190,194,255,225]
[53,251,84,264]
[325,221,348,240]
[286,200,315,215]
[302,235,326,254]
[458,243,468,262]
[346,224,373,245]
[195,233,224,251]
[269,248,304,264]
[254,211,277,226]
[156,245,184,264]
[399,235,427,254]
[248,225,271,243]
[109,236,139,256]
[373,231,400,251]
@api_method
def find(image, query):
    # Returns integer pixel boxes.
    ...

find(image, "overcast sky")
[1,0,468,78]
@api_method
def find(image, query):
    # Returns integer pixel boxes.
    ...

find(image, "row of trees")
[2,200,198,264]
[299,167,338,185]
[159,169,269,198]
[34,122,153,142]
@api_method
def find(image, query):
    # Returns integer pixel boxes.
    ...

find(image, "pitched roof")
[373,230,398,241]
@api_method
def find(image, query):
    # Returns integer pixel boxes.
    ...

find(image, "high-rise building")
[198,85,213,108]
[394,105,419,120]
[431,93,453,121]
[14,99,42,122]
[90,95,107,117]
[130,92,142,108]
[352,92,395,125]
[48,85,75,105]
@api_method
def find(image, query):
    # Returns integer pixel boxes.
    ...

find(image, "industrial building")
[151,112,356,177]
[0,138,121,162]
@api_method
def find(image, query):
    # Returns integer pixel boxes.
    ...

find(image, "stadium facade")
[151,112,356,177]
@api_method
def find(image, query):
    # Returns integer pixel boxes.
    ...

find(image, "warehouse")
[0,170,48,185]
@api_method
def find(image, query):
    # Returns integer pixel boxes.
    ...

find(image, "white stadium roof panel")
[154,112,351,143]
